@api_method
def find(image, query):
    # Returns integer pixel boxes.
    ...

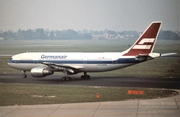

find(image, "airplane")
[7,21,176,81]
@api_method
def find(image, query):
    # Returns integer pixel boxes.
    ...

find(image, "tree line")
[0,28,92,40]
[0,28,179,40]
[158,30,180,40]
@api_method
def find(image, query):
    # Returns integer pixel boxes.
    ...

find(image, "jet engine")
[31,67,54,78]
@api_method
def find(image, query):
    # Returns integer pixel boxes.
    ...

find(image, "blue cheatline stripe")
[7,58,140,64]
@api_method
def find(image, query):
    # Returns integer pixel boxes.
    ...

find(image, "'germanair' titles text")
[41,55,67,60]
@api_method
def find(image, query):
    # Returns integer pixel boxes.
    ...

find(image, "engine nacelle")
[31,67,54,78]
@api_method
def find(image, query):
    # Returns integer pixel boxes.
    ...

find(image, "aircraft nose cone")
[7,58,13,66]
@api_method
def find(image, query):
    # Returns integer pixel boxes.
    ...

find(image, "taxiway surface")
[0,74,180,89]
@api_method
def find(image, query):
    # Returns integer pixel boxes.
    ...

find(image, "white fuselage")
[8,52,139,73]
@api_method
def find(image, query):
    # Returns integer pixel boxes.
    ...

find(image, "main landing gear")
[62,72,90,81]
[62,76,72,81]
[81,72,90,79]
[62,70,72,81]
[22,71,27,78]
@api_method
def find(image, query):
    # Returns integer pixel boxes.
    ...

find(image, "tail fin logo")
[132,38,155,49]
[123,21,162,56]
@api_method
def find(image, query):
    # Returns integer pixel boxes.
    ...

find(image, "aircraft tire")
[81,75,85,79]
[22,74,27,78]
[62,77,66,81]
[66,77,71,81]
[86,75,90,79]
[81,75,90,79]
[62,77,71,81]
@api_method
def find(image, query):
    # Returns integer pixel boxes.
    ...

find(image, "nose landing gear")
[22,71,27,78]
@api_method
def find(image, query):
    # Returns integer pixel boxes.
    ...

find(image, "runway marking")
[31,95,56,98]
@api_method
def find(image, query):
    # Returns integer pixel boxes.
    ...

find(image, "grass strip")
[0,83,178,106]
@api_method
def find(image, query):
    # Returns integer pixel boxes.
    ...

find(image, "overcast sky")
[0,0,179,32]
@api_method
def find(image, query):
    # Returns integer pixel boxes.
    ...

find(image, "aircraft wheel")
[62,77,71,81]
[22,74,27,78]
[62,77,66,81]
[81,75,85,79]
[86,75,90,79]
[66,77,71,81]
[22,71,27,78]
[81,75,90,79]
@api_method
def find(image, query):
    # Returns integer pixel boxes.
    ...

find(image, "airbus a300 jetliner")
[7,21,175,81]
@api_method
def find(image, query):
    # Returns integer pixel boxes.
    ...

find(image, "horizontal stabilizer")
[161,53,177,57]
[135,53,161,61]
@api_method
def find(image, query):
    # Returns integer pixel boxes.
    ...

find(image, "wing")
[42,62,84,74]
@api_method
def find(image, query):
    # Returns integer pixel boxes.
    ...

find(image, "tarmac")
[0,90,180,117]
